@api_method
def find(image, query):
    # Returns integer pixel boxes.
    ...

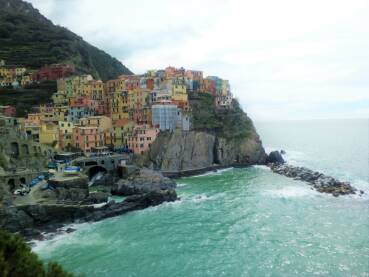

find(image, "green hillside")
[0,0,132,81]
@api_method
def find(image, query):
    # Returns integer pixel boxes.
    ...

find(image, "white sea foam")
[191,167,233,178]
[31,222,94,254]
[176,182,188,187]
[265,147,307,166]
[262,185,320,198]
[252,165,271,171]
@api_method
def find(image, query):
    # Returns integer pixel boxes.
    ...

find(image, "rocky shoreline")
[266,151,362,197]
[0,169,177,241]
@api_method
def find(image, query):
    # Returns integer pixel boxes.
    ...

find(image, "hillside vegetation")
[189,93,255,140]
[0,0,132,81]
[0,229,79,277]
[0,81,56,117]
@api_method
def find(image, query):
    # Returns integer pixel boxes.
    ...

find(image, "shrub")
[0,229,80,277]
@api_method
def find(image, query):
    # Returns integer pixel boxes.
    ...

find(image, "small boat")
[64,166,81,175]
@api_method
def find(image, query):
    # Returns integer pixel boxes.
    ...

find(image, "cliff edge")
[147,93,266,175]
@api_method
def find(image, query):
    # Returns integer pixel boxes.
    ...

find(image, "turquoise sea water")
[34,119,369,277]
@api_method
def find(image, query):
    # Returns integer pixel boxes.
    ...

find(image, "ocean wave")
[176,182,188,187]
[31,222,93,254]
[190,167,233,178]
[252,165,271,171]
[262,185,320,198]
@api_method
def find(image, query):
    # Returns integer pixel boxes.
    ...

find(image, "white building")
[152,104,191,131]
[152,104,178,131]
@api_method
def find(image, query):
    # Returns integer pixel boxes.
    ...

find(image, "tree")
[0,229,80,277]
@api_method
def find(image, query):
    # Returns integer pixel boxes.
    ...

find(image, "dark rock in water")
[266,151,285,164]
[280,150,286,155]
[269,163,357,197]
[85,189,178,222]
[65,227,76,233]
[112,168,176,196]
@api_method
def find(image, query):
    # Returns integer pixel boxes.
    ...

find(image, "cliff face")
[148,95,266,174]
[149,130,266,173]
[149,131,216,172]
[0,0,132,80]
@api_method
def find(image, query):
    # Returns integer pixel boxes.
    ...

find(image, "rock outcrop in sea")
[266,151,360,197]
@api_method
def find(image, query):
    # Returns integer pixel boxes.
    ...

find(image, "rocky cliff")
[148,94,266,175]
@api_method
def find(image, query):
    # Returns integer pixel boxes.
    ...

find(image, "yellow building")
[0,67,13,79]
[21,74,32,87]
[112,119,132,148]
[171,78,188,102]
[58,121,74,150]
[52,92,68,105]
[122,121,136,148]
[39,105,57,122]
[146,70,156,77]
[82,80,105,100]
[79,115,112,130]
[221,80,231,96]
[39,122,59,148]
[128,89,150,109]
[15,67,26,76]
[111,91,129,120]
[53,106,69,121]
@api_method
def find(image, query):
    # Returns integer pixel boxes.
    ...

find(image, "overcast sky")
[28,0,369,120]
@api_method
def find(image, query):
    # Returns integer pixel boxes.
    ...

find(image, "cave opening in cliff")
[88,166,107,180]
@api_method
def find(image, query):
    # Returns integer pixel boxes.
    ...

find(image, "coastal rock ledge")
[269,163,360,197]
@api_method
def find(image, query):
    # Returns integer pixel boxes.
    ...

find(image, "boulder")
[111,168,176,196]
[267,151,285,164]
[83,191,110,204]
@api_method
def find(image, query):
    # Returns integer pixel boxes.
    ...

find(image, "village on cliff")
[0,60,233,154]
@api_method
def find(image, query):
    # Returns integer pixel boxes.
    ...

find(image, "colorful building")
[58,121,74,151]
[152,103,178,131]
[39,122,59,148]
[127,125,159,154]
[0,106,16,117]
[79,115,112,131]
[72,126,104,152]
[32,64,75,81]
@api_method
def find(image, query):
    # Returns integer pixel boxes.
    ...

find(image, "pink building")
[69,97,89,108]
[32,64,75,81]
[0,105,16,117]
[124,76,140,90]
[72,126,105,152]
[127,125,159,154]
[86,99,107,115]
[185,70,203,80]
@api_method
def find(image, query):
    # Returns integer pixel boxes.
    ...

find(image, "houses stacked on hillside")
[0,60,74,88]
[2,65,234,155]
